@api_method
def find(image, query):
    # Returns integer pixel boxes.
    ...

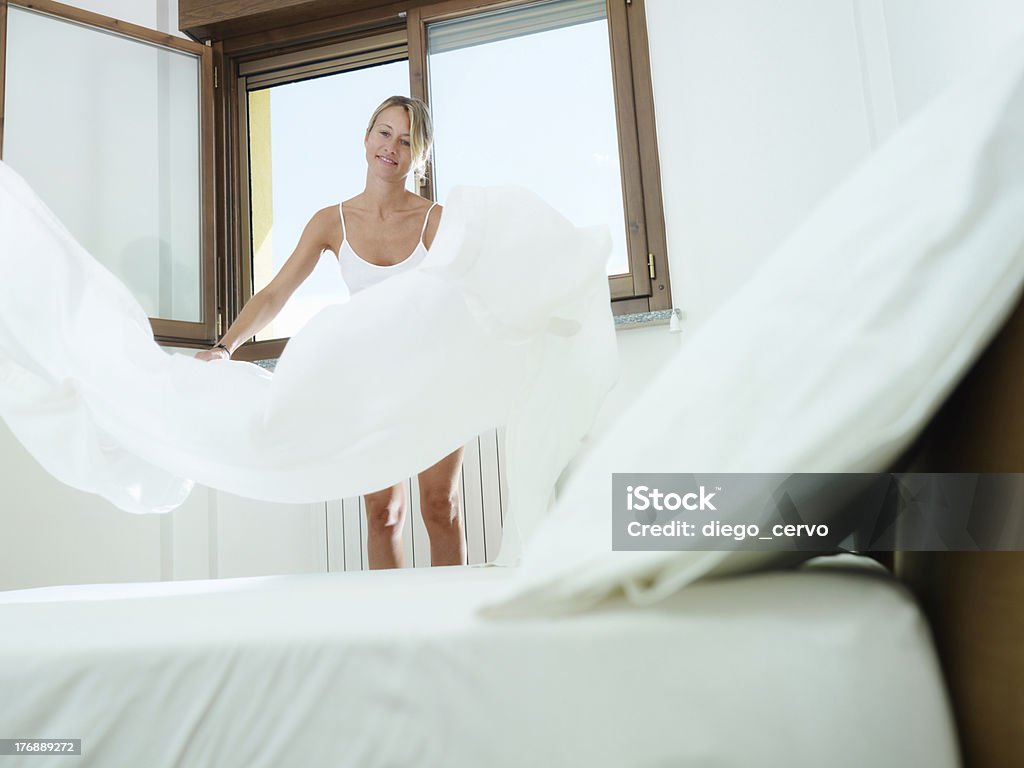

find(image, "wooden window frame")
[0,0,218,344]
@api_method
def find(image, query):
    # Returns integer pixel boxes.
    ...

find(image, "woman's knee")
[364,485,407,531]
[419,486,460,527]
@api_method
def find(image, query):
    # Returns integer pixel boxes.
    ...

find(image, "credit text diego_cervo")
[626,521,831,541]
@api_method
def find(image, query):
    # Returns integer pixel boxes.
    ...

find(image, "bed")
[0,555,958,767]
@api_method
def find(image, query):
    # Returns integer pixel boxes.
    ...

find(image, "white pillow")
[480,34,1024,617]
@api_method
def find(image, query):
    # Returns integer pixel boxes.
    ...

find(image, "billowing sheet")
[0,558,958,767]
[0,164,618,563]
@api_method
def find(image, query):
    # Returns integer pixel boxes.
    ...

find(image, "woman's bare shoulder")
[302,204,342,252]
[313,203,344,226]
[423,201,444,248]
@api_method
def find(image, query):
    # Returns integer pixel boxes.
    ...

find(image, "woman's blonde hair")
[365,95,434,185]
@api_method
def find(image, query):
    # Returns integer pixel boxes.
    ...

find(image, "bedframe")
[893,289,1024,767]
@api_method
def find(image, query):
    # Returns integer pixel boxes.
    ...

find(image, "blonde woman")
[197,96,464,570]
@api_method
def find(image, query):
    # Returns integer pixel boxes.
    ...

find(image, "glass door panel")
[4,5,205,325]
[426,0,629,275]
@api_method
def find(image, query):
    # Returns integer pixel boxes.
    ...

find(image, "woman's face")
[364,105,415,181]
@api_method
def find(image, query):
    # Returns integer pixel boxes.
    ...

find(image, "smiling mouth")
[377,155,398,166]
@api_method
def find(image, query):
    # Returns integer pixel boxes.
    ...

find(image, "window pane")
[4,6,203,322]
[427,0,629,275]
[248,61,410,341]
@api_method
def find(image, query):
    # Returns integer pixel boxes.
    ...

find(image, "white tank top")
[337,202,437,295]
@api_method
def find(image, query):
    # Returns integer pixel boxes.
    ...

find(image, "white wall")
[644,0,880,331]
[883,0,1024,121]
[642,0,1024,332]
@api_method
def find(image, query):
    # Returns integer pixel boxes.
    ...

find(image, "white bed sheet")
[0,557,958,768]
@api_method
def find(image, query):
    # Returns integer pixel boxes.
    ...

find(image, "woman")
[196,96,464,570]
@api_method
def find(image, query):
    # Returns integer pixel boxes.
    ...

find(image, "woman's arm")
[196,207,338,360]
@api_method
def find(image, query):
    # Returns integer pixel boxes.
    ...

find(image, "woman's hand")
[195,346,230,362]
[190,208,334,366]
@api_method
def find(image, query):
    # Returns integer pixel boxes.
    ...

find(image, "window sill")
[614,308,683,331]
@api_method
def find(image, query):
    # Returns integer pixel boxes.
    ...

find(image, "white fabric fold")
[0,168,618,564]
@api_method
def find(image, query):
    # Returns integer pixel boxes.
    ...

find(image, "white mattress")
[0,557,958,767]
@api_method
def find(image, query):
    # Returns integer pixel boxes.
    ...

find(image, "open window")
[409,0,671,313]
[235,31,412,358]
[0,0,216,344]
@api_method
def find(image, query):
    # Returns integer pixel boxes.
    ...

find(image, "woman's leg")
[363,482,407,569]
[418,448,467,566]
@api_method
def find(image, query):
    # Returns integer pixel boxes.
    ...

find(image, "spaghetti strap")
[338,203,347,243]
[419,202,438,242]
